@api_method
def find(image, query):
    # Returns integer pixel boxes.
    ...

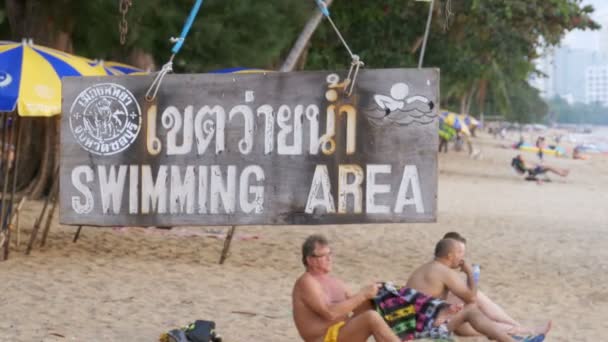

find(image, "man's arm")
[442,263,477,304]
[298,275,376,321]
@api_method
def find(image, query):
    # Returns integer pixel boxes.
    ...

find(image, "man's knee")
[340,310,392,342]
[462,303,482,317]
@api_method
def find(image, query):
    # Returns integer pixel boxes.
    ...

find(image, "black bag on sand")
[185,320,222,342]
[162,329,189,342]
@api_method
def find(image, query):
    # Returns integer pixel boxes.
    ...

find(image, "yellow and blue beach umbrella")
[439,111,471,136]
[103,61,144,75]
[459,113,480,128]
[0,40,106,117]
[209,67,272,74]
[85,59,145,76]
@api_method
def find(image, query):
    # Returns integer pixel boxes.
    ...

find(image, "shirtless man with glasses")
[292,234,400,342]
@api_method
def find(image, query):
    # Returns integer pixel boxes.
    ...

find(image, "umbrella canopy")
[440,111,471,136]
[0,40,107,117]
[459,113,480,127]
[209,67,271,74]
[86,59,145,75]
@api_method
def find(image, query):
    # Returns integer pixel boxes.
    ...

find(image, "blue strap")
[171,0,204,55]
[315,0,330,17]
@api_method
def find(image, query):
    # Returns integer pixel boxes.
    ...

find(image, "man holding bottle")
[405,238,522,342]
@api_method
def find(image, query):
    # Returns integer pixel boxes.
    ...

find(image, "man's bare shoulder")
[294,273,318,293]
[428,261,457,280]
[408,262,452,284]
[430,261,452,273]
[410,261,437,276]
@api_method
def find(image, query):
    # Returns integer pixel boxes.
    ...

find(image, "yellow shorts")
[324,321,345,342]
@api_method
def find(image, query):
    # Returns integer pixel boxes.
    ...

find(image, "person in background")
[535,136,546,162]
[511,154,569,181]
[439,122,456,153]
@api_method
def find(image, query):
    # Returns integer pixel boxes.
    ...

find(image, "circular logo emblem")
[0,71,12,87]
[69,83,141,156]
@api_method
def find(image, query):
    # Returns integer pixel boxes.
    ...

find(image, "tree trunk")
[23,118,57,198]
[459,83,477,115]
[5,0,26,40]
[296,43,310,70]
[460,94,467,115]
[5,0,73,199]
[477,79,488,114]
[280,0,334,72]
[410,36,424,54]
[129,48,157,72]
[465,84,476,115]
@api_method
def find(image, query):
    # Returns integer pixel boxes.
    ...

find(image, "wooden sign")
[60,69,439,226]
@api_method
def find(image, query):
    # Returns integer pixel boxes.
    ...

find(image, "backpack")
[160,320,222,342]
[184,320,222,342]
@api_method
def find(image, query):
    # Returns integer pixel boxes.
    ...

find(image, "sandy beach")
[1,129,607,342]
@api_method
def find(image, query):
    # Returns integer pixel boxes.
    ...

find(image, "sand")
[1,129,607,342]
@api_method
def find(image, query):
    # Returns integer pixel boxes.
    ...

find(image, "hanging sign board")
[60,69,439,226]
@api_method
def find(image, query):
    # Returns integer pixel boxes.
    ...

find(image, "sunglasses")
[311,251,333,258]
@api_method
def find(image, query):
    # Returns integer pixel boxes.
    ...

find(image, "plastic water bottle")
[472,264,481,284]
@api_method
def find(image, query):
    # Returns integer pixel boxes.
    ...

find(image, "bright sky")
[562,0,608,51]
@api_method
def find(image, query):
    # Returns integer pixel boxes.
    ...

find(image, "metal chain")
[443,0,453,32]
[119,0,133,45]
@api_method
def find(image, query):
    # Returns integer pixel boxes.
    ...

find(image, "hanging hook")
[313,0,364,96]
[145,0,204,102]
[344,55,364,96]
[145,56,174,102]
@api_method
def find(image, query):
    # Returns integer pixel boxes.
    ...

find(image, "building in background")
[531,10,608,104]
[530,48,555,99]
[585,16,608,105]
[601,21,608,57]
[585,65,608,105]
[554,47,607,102]
[532,44,608,104]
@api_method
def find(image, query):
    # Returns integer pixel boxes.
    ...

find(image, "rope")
[171,0,204,55]
[314,0,364,96]
[146,0,204,101]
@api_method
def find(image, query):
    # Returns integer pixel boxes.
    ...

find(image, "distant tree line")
[547,96,608,125]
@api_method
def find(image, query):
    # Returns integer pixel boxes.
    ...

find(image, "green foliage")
[0,0,600,124]
[548,97,608,125]
[305,0,425,70]
[91,0,315,72]
[429,0,597,115]
[505,81,548,123]
[305,0,598,123]
[3,0,313,72]
[167,0,314,72]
